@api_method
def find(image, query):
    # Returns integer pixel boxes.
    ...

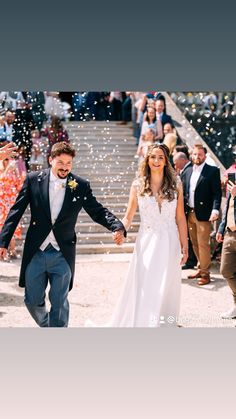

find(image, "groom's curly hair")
[50,142,76,158]
[138,143,178,201]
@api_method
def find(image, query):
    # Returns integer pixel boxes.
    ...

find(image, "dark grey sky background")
[1,0,235,90]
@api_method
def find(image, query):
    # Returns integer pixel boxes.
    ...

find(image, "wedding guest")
[13,101,35,171]
[117,92,132,125]
[155,97,173,129]
[137,128,156,162]
[42,116,69,159]
[139,106,163,143]
[173,144,190,159]
[181,144,222,285]
[221,145,236,196]
[29,129,48,171]
[0,116,6,143]
[0,157,24,259]
[0,111,15,145]
[4,111,15,142]
[163,132,177,155]
[109,92,123,120]
[163,122,177,136]
[216,175,236,319]
[173,152,197,270]
[25,91,46,131]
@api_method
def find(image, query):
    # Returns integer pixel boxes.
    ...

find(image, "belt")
[188,206,194,211]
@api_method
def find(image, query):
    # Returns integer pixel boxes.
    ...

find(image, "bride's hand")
[180,249,188,265]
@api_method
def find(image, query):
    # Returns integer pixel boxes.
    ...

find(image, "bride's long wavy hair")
[137,143,177,201]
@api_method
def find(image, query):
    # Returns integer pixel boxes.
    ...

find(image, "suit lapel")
[38,169,51,221]
[196,163,208,189]
[185,166,193,194]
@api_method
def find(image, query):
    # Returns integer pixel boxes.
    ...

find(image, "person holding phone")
[216,173,236,319]
[221,145,236,195]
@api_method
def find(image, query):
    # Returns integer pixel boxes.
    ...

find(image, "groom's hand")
[112,230,124,245]
[0,248,8,260]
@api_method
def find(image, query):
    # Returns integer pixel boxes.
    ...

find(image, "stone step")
[75,221,140,233]
[74,141,136,145]
[76,167,137,173]
[76,243,135,254]
[69,134,136,138]
[20,231,138,244]
[21,211,141,224]
[75,159,138,165]
[68,126,134,130]
[16,242,135,255]
[75,149,137,154]
[77,172,137,179]
[76,231,138,244]
[89,180,135,186]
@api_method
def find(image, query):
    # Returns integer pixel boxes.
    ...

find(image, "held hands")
[0,248,8,260]
[112,230,125,246]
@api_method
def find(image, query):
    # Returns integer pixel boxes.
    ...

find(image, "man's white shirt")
[188,161,219,217]
[40,170,67,251]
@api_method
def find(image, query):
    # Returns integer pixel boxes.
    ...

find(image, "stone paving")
[0,254,235,328]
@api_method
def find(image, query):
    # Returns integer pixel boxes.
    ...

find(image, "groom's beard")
[57,169,69,179]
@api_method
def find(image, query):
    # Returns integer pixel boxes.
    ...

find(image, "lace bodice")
[138,195,178,233]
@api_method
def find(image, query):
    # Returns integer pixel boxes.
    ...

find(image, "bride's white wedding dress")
[86,184,182,327]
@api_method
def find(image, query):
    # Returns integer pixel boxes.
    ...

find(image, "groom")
[0,141,126,327]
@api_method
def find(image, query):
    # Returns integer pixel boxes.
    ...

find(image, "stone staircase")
[18,95,226,255]
[20,121,140,254]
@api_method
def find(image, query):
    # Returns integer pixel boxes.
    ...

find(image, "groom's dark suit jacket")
[0,169,126,290]
[180,162,222,221]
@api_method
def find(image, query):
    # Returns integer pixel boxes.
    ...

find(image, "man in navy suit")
[181,144,222,285]
[173,151,197,269]
[155,97,173,129]
[216,175,236,319]
[0,142,126,327]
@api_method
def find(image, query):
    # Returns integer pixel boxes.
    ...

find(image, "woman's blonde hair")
[163,133,177,154]
[137,143,177,201]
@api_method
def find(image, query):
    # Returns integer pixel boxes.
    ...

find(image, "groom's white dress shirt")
[40,170,67,251]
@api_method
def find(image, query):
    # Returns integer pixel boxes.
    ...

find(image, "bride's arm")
[175,182,188,264]
[121,182,138,231]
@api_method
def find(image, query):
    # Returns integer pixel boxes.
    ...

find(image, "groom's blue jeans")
[24,244,71,327]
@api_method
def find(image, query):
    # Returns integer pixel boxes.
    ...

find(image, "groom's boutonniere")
[68,179,78,190]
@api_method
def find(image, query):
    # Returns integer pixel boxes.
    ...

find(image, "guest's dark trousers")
[122,97,132,121]
[24,244,71,327]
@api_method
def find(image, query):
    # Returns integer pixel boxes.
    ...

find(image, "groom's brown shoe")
[187,270,201,279]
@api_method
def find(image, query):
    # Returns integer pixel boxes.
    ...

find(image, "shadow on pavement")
[181,275,227,292]
[0,293,24,307]
[0,275,19,283]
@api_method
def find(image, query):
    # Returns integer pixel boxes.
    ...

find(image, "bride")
[87,143,188,327]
